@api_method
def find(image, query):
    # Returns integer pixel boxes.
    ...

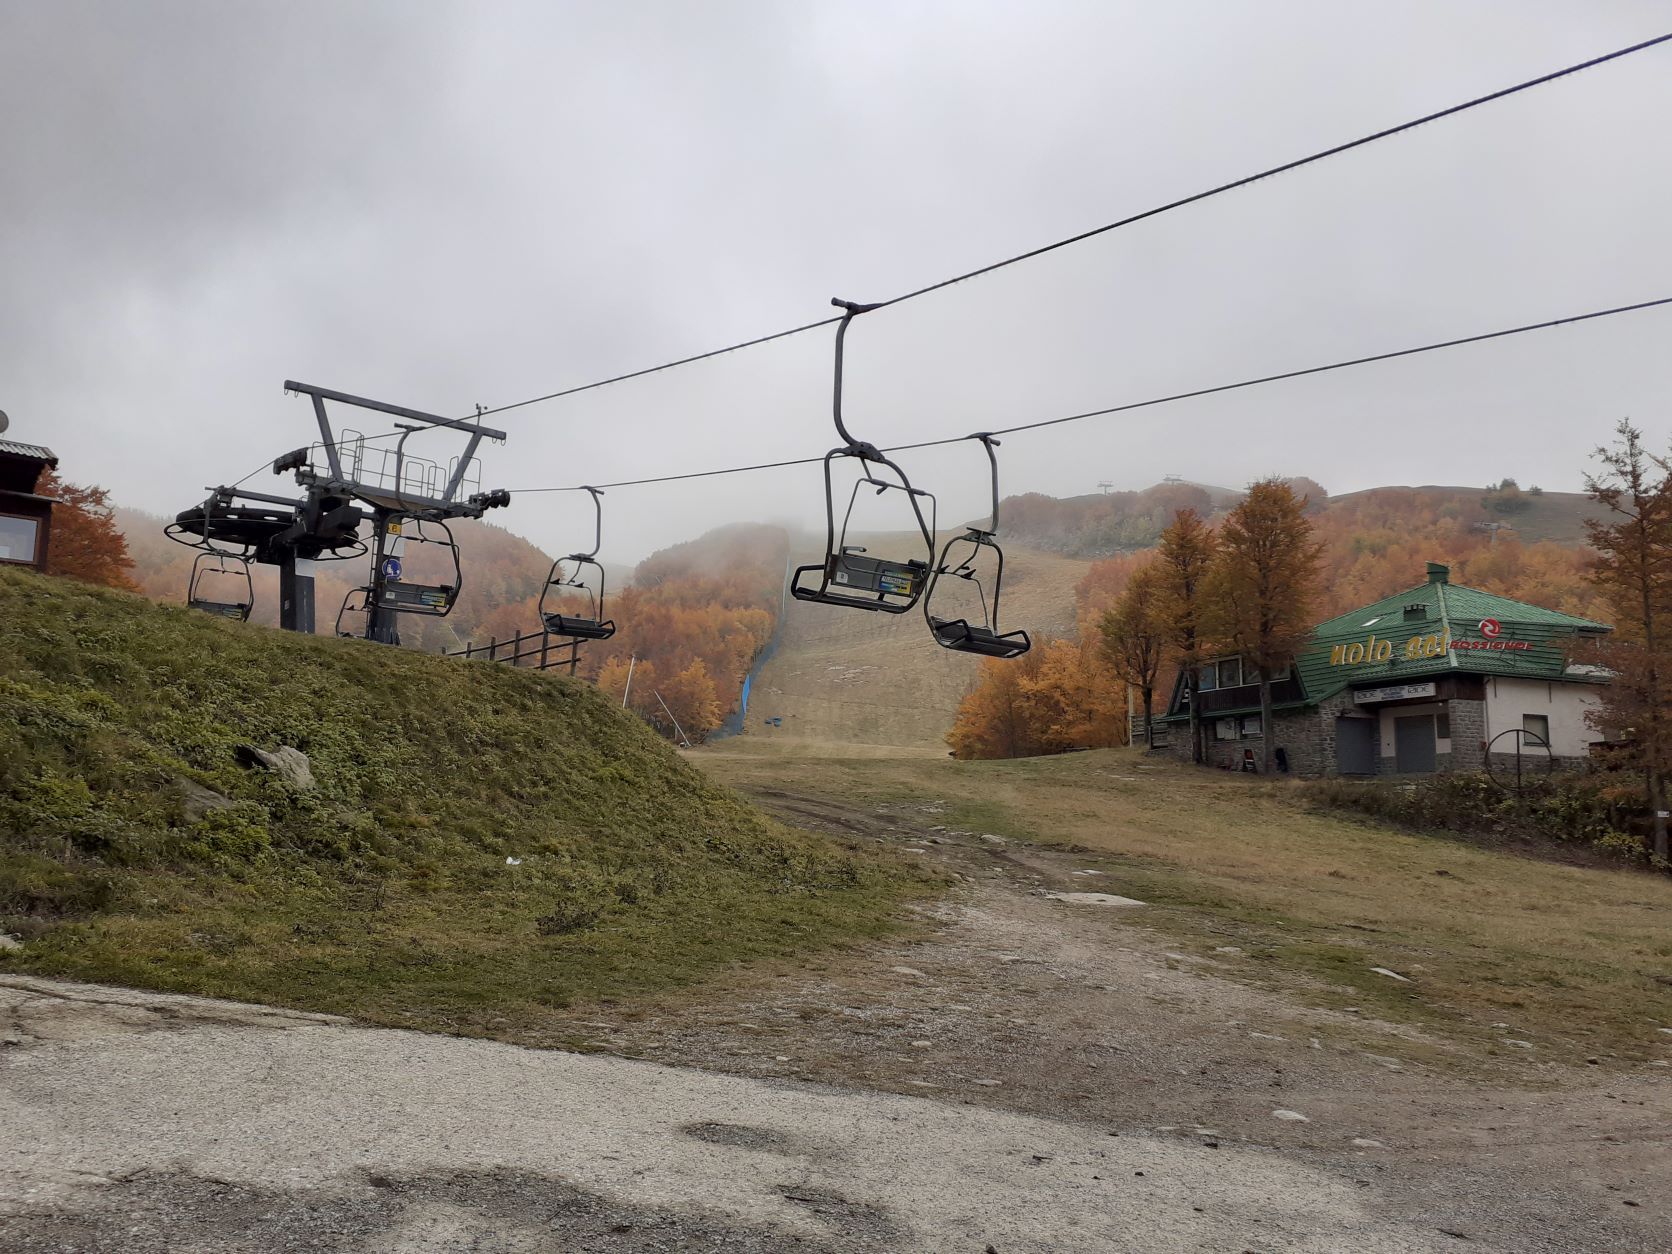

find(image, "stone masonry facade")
[1164,692,1490,778]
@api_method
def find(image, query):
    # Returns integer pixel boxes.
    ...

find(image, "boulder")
[176,777,236,823]
[234,745,315,790]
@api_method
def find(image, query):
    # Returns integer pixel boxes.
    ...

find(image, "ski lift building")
[1156,563,1613,777]
[0,438,58,573]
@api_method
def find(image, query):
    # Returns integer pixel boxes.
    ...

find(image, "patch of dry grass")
[700,743,1672,1066]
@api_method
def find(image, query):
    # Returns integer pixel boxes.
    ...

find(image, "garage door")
[1334,717,1375,775]
[1394,715,1437,774]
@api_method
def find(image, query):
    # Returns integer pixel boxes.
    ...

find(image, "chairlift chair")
[539,486,616,641]
[371,512,462,617]
[335,585,372,638]
[922,434,1031,659]
[790,300,936,613]
[187,551,254,621]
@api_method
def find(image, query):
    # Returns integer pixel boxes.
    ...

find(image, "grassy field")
[742,533,1090,750]
[702,741,1672,1066]
[0,569,935,1041]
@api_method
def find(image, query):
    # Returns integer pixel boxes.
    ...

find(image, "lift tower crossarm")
[282,382,508,442]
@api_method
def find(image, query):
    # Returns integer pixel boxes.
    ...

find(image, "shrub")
[1301,771,1648,864]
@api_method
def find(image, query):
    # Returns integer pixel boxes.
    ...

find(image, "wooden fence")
[448,628,582,674]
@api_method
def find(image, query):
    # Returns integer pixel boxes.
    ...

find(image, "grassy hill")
[0,568,930,1038]
[739,534,1091,751]
[1329,484,1605,546]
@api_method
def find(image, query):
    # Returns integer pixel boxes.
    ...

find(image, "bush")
[1301,771,1649,864]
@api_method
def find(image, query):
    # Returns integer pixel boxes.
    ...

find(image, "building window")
[1522,713,1550,748]
[1215,718,1238,741]
[1200,656,1284,690]
[1240,714,1263,738]
[0,514,39,564]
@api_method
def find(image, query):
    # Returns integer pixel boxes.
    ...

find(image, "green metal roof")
[1297,572,1610,704]
[1158,569,1611,723]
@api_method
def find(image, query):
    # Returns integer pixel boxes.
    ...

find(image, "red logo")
[1479,618,1502,639]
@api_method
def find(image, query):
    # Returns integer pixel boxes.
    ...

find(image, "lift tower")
[277,383,511,644]
[168,384,510,640]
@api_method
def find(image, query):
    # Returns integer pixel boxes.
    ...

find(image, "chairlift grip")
[970,432,1001,534]
[829,298,883,455]
[574,486,606,561]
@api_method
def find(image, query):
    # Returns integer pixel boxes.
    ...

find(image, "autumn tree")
[37,469,138,590]
[1583,421,1672,863]
[946,637,1125,761]
[1100,561,1165,747]
[1153,509,1217,763]
[1016,639,1125,754]
[947,651,1042,760]
[1285,477,1329,514]
[655,658,724,744]
[1204,479,1323,774]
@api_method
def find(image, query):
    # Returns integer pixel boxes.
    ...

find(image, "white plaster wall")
[1482,677,1603,757]
[1376,702,1452,759]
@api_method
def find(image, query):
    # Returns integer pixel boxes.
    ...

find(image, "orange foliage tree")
[946,637,1124,760]
[1153,509,1218,764]
[1204,479,1324,773]
[38,469,138,591]
[1100,561,1166,747]
[554,523,788,742]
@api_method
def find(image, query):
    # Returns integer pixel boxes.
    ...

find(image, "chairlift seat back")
[831,549,927,598]
[191,599,252,622]
[376,582,455,613]
[928,615,1031,659]
[792,550,928,612]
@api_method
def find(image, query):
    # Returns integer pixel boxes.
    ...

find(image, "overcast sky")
[6,1,1671,563]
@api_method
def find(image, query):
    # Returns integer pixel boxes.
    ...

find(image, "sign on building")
[1352,682,1438,705]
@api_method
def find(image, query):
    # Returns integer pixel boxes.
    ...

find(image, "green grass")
[0,569,936,1039]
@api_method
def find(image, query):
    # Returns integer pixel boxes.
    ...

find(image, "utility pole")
[653,690,693,749]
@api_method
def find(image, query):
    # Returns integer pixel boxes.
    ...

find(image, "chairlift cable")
[467,31,1672,422]
[503,295,1672,494]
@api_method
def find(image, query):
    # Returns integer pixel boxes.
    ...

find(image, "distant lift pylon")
[790,299,936,613]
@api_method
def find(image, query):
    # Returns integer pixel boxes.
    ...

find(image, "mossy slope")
[0,569,929,1037]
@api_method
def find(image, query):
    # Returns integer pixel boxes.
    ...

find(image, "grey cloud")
[4,0,1670,564]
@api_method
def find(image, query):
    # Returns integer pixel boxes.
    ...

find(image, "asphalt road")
[1,974,1469,1253]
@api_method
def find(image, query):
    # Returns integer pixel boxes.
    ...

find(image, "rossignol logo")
[1479,618,1502,638]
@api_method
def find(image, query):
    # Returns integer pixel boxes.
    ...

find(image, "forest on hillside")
[45,458,1621,757]
[950,479,1615,764]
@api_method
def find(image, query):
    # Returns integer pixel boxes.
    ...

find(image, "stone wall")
[1160,693,1570,780]
[1444,699,1487,772]
[1160,696,1346,777]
